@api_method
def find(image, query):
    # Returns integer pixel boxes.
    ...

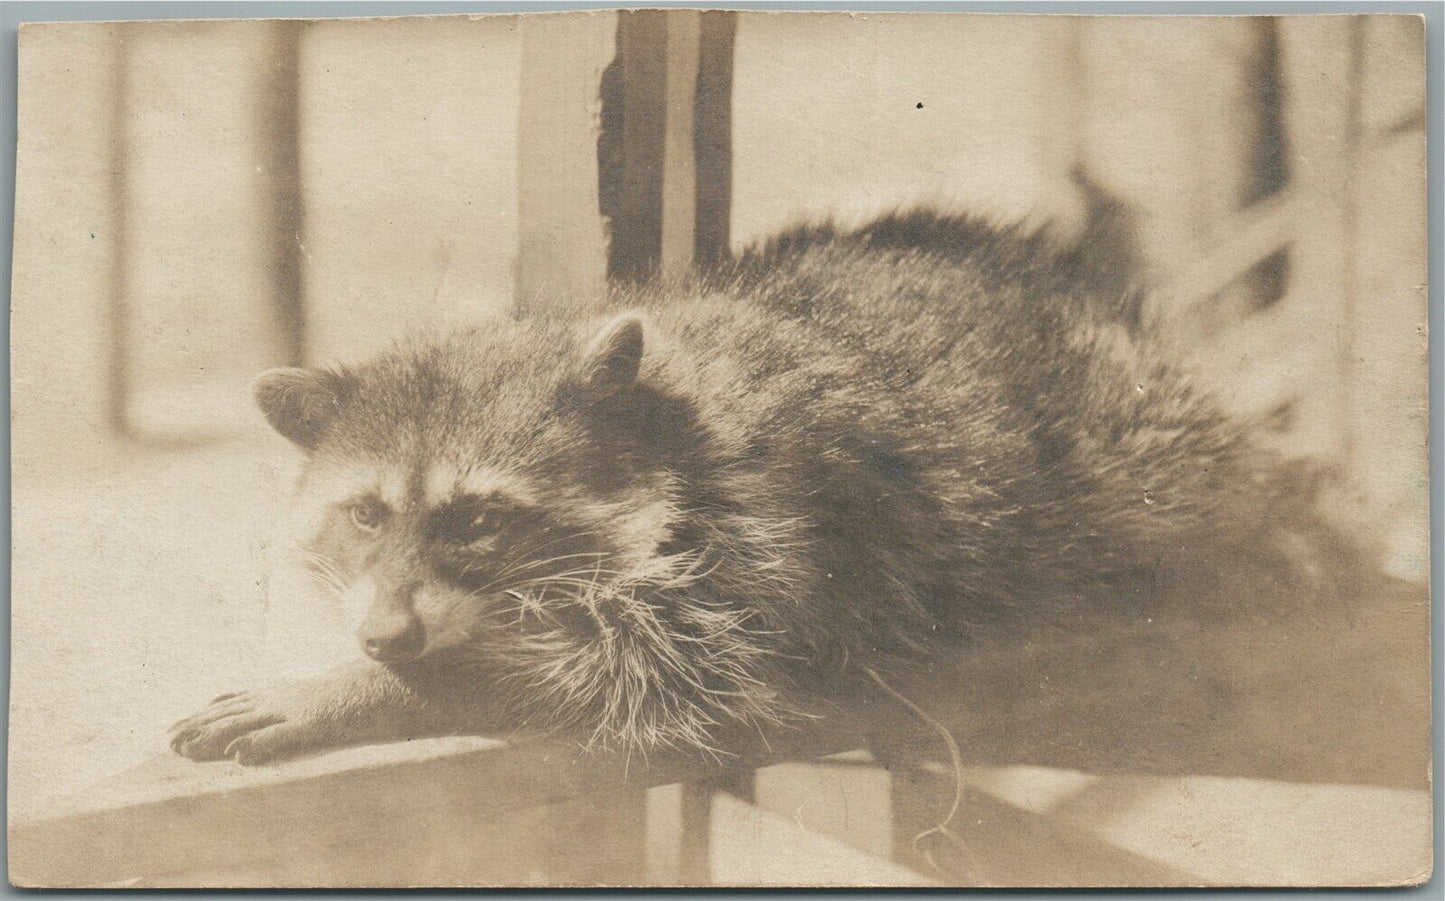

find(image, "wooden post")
[646,779,731,885]
[1038,16,1088,239]
[256,21,307,368]
[105,25,133,437]
[1273,17,1364,463]
[693,11,736,265]
[106,21,305,441]
[1075,18,1263,303]
[604,10,667,281]
[1347,16,1428,579]
[517,12,616,310]
[659,11,700,277]
[601,10,735,281]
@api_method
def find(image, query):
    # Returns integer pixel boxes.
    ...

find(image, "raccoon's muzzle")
[360,612,425,663]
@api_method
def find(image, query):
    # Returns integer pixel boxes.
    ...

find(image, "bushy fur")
[179,210,1344,762]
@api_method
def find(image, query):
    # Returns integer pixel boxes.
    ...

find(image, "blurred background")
[9,11,1430,886]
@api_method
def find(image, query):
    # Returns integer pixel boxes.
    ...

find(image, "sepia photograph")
[5,6,1433,888]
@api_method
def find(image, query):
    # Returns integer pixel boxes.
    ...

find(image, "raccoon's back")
[727,213,1264,520]
[654,214,1316,620]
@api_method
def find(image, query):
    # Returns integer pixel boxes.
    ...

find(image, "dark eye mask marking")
[428,493,521,544]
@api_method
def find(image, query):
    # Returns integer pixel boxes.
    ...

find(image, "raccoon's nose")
[360,614,425,663]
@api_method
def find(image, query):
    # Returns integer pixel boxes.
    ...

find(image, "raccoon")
[169,211,1338,765]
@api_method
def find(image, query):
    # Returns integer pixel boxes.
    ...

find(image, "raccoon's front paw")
[168,688,329,766]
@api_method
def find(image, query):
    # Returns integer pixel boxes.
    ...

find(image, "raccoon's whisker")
[484,564,633,597]
[301,551,351,596]
[467,567,626,605]
[301,550,346,579]
[482,550,605,582]
[315,571,347,591]
[460,536,596,578]
[302,560,348,597]
[510,576,616,594]
[509,563,628,583]
[305,569,345,590]
[313,576,347,595]
[461,566,564,600]
[305,575,345,599]
[486,532,607,575]
[505,549,610,571]
[499,587,567,627]
[466,550,616,595]
[301,548,341,565]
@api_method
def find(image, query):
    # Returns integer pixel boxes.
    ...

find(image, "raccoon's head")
[256,312,798,750]
[256,314,702,667]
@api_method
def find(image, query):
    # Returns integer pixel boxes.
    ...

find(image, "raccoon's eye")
[453,508,504,543]
[469,510,501,537]
[348,498,388,532]
[430,498,508,543]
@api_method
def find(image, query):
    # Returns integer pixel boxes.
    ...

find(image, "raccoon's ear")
[580,314,645,398]
[252,368,348,450]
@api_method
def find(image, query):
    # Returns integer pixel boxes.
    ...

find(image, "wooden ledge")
[8,723,863,887]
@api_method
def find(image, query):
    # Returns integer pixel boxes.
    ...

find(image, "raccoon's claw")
[225,722,321,766]
[168,729,197,754]
[167,693,258,733]
[168,691,287,762]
